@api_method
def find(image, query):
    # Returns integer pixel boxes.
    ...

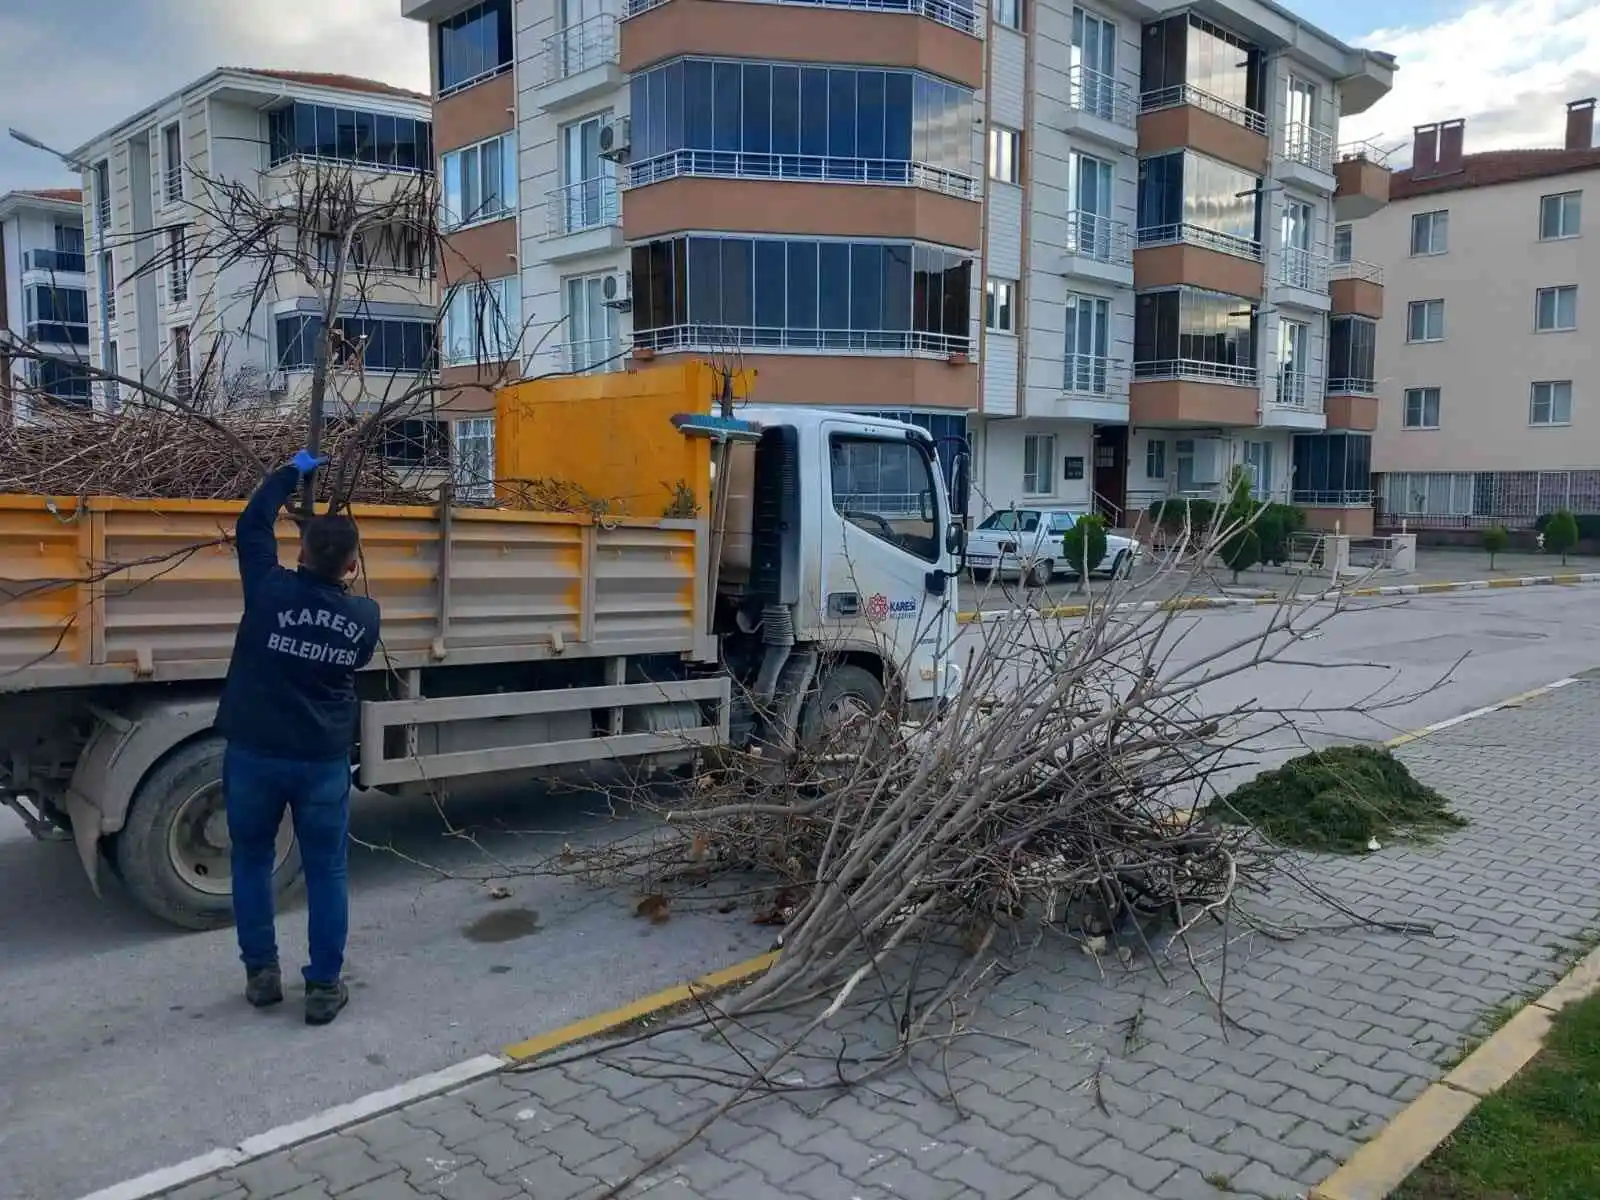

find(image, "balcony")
[632,324,968,358]
[1138,84,1269,174]
[1335,142,1391,220]
[23,248,87,275]
[1056,353,1130,422]
[1061,210,1132,286]
[1329,258,1384,318]
[1274,246,1331,311]
[1061,65,1137,151]
[537,13,624,109]
[543,178,624,260]
[1130,359,1258,427]
[525,337,630,377]
[1134,224,1264,299]
[1277,121,1335,189]
[1261,369,1325,430]
[625,150,979,200]
[1324,391,1378,431]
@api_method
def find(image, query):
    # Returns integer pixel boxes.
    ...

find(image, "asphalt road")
[4,585,1597,1199]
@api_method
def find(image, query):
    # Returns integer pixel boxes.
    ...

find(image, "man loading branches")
[215,452,381,1026]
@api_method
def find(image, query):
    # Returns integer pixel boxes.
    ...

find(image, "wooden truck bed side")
[0,493,711,692]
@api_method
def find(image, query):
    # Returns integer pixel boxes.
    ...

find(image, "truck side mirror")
[945,520,967,557]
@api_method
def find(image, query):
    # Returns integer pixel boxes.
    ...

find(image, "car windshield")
[978,510,1042,532]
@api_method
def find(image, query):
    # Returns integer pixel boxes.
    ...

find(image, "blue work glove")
[290,449,327,475]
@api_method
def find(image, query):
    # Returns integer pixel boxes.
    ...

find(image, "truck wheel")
[798,664,890,767]
[115,737,302,931]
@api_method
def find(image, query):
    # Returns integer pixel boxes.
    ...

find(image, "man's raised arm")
[236,451,325,598]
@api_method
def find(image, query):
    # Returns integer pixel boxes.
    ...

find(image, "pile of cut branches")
[0,405,432,505]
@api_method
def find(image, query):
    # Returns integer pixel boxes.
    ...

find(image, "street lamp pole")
[9,127,115,411]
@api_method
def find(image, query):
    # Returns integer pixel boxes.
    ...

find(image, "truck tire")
[798,664,890,765]
[115,736,303,931]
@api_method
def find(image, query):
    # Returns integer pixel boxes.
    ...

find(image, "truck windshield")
[829,433,942,563]
[978,511,1041,532]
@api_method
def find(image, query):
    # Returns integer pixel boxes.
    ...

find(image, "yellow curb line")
[1311,942,1600,1200]
[1382,677,1578,748]
[501,951,779,1062]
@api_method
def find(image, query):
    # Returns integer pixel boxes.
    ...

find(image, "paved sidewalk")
[132,678,1600,1200]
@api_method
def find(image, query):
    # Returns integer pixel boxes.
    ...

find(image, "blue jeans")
[224,743,351,985]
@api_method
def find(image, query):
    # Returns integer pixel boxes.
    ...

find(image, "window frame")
[440,131,518,230]
[1405,298,1445,344]
[984,277,1017,333]
[1333,223,1352,263]
[162,122,183,204]
[1535,284,1578,332]
[993,0,1024,31]
[1410,210,1448,257]
[451,416,497,500]
[1402,386,1440,430]
[1529,380,1573,427]
[437,0,514,96]
[170,324,193,401]
[988,127,1022,185]
[1022,432,1056,497]
[442,275,522,367]
[1145,438,1166,482]
[167,227,188,305]
[827,431,944,564]
[1539,191,1581,241]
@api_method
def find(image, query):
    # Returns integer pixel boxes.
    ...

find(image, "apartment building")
[403,0,1392,529]
[1353,100,1600,530]
[0,188,89,421]
[70,69,438,432]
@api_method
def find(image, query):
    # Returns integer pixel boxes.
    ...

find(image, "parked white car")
[965,508,1143,586]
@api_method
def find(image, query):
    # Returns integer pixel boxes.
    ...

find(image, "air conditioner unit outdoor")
[598,117,631,162]
[600,271,632,312]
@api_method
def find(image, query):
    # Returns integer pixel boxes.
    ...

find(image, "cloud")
[1343,0,1600,161]
[0,0,427,195]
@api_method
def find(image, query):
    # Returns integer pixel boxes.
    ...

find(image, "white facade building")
[0,188,89,421]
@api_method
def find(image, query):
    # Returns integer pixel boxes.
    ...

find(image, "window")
[829,432,942,562]
[1145,438,1166,481]
[382,420,449,468]
[1333,223,1352,263]
[988,127,1021,184]
[558,115,618,235]
[267,102,433,172]
[853,408,969,511]
[442,276,522,366]
[274,314,436,372]
[438,0,513,95]
[1277,318,1309,406]
[1064,292,1110,393]
[628,61,975,190]
[1283,76,1321,168]
[985,279,1016,332]
[24,356,92,404]
[93,160,111,229]
[101,250,115,320]
[170,326,193,401]
[1327,315,1376,392]
[162,123,182,203]
[1023,434,1056,496]
[452,417,496,500]
[1410,210,1448,256]
[1071,8,1118,120]
[565,272,622,372]
[442,132,517,228]
[629,235,973,355]
[1140,13,1266,120]
[167,228,188,304]
[1290,432,1371,503]
[1067,150,1115,256]
[1540,191,1581,240]
[994,0,1023,30]
[1137,149,1261,254]
[1134,287,1256,381]
[24,284,90,345]
[105,341,120,406]
[55,223,84,256]
[1403,387,1440,429]
[1242,440,1273,495]
[1530,381,1573,426]
[1536,285,1578,331]
[1406,299,1444,342]
[1280,199,1314,286]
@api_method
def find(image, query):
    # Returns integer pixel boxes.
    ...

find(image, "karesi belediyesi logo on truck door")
[864,594,918,622]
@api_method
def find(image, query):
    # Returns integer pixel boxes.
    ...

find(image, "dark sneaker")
[245,966,284,1008]
[304,979,349,1026]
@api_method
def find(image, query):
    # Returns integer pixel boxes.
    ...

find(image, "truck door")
[818,419,955,707]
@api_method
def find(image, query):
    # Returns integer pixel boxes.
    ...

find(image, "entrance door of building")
[1092,425,1128,526]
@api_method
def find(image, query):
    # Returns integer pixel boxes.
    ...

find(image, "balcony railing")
[1062,354,1129,397]
[626,150,979,199]
[23,248,86,273]
[1066,65,1136,128]
[1137,221,1262,261]
[1064,211,1132,266]
[632,324,970,357]
[438,61,513,101]
[96,199,111,231]
[1337,140,1392,168]
[1278,245,1330,291]
[1270,369,1323,412]
[1139,83,1267,136]
[545,178,622,238]
[1330,258,1384,285]
[1280,121,1335,173]
[1133,358,1257,386]
[623,0,979,36]
[1293,489,1375,507]
[535,338,629,375]
[540,13,618,85]
[26,321,91,347]
[1326,376,1377,396]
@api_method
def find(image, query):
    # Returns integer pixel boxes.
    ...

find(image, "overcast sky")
[0,0,1595,196]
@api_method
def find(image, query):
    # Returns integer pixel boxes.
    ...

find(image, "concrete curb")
[955,570,1600,624]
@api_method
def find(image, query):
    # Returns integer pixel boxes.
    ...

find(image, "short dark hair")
[302,514,360,582]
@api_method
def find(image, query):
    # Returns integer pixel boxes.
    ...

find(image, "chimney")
[1437,118,1465,174]
[1412,123,1439,177]
[1567,98,1596,151]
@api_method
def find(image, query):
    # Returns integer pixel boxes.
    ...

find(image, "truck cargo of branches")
[0,361,966,930]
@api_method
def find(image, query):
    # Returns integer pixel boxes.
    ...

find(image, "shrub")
[1146,497,1216,535]
[1536,511,1600,541]
[1219,527,1262,581]
[1544,509,1580,565]
[1482,524,1509,570]
[1061,513,1109,580]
